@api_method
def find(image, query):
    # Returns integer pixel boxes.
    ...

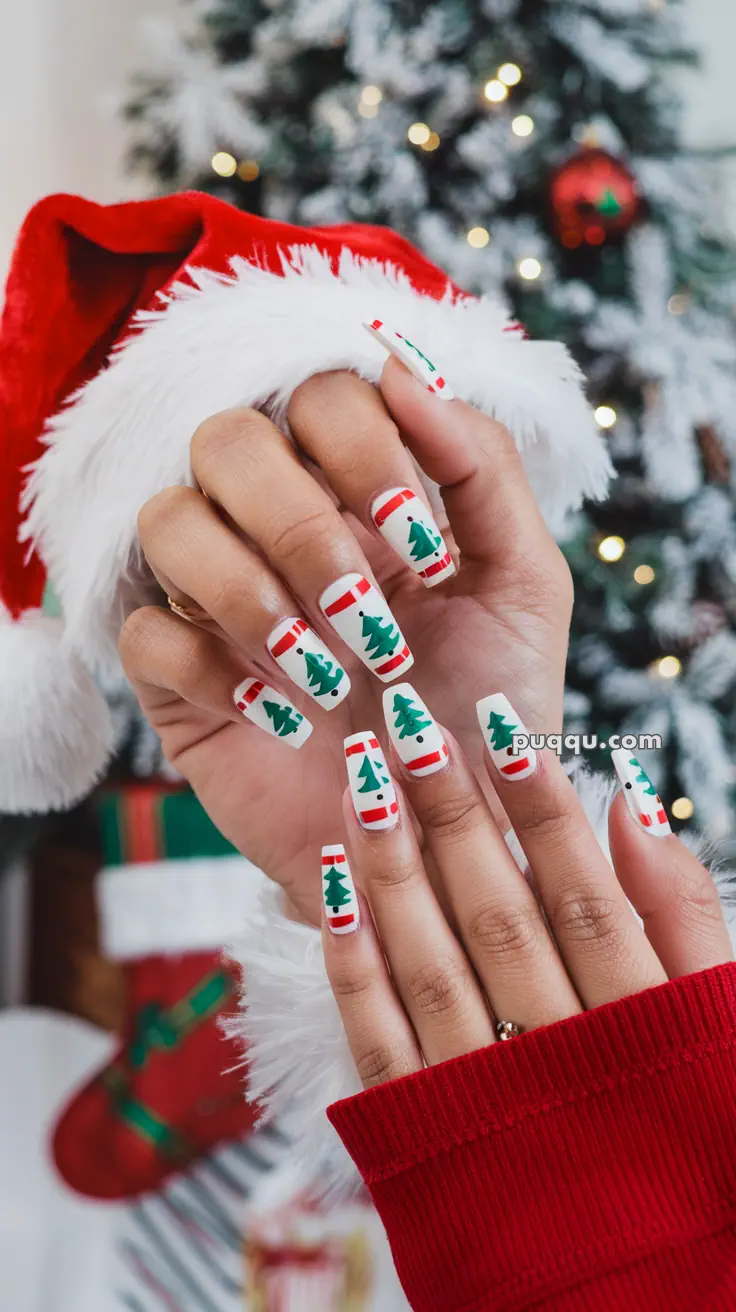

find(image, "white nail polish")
[233,678,312,749]
[371,487,455,588]
[267,617,350,709]
[383,683,449,778]
[611,749,671,837]
[322,844,360,934]
[344,732,398,831]
[319,573,413,683]
[476,693,536,781]
[364,319,455,400]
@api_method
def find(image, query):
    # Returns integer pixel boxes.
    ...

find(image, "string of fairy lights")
[207,42,696,824]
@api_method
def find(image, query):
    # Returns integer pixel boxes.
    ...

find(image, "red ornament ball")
[550,148,641,249]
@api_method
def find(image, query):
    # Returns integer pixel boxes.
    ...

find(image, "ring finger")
[138,482,352,726]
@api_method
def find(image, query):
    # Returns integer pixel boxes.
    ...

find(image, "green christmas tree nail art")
[391,692,432,739]
[304,651,344,697]
[267,617,350,710]
[477,693,536,780]
[357,754,388,793]
[371,487,455,587]
[345,732,398,830]
[383,683,449,778]
[361,611,399,659]
[322,844,359,934]
[233,678,312,749]
[612,749,671,835]
[263,700,303,737]
[487,710,517,751]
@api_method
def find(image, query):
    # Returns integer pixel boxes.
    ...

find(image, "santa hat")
[0,190,611,814]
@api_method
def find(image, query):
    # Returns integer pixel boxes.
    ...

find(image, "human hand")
[322,701,733,1084]
[120,332,572,925]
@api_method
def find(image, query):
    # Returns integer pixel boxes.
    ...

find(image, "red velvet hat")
[0,190,609,813]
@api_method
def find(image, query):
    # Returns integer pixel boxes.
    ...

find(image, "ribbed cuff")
[328,963,736,1312]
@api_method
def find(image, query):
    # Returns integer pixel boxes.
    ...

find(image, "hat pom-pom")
[0,608,114,814]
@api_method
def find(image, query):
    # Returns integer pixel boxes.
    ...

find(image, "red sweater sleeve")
[327,962,736,1312]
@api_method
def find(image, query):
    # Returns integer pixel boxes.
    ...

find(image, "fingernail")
[371,487,455,588]
[322,844,360,934]
[233,678,312,748]
[476,693,536,781]
[383,683,449,778]
[344,732,398,831]
[364,319,455,399]
[320,573,413,683]
[611,749,672,837]
[267,617,350,709]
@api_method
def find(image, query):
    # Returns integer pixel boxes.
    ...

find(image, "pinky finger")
[321,865,423,1090]
[609,792,733,979]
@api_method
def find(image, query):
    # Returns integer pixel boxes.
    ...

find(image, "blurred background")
[1,2,735,1310]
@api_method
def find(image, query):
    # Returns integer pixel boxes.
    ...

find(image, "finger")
[138,485,351,712]
[382,684,581,1031]
[288,372,455,588]
[320,868,424,1090]
[190,409,414,682]
[476,693,667,1006]
[119,604,313,751]
[608,791,733,978]
[341,754,495,1064]
[375,342,557,570]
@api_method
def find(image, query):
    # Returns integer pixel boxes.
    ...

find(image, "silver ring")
[495,1019,523,1041]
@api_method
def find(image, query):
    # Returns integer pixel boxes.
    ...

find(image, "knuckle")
[419,790,486,842]
[118,606,161,674]
[330,971,374,1003]
[466,899,540,966]
[670,862,724,928]
[518,795,577,849]
[553,891,624,948]
[405,957,470,1019]
[355,1043,412,1088]
[365,855,420,893]
[190,407,263,477]
[266,505,339,567]
[137,484,195,550]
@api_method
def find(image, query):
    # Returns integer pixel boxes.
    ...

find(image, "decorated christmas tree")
[361,612,398,659]
[391,693,432,740]
[263,700,303,738]
[304,651,344,696]
[356,756,385,794]
[408,520,442,562]
[488,711,516,752]
[126,1,736,848]
[323,863,351,909]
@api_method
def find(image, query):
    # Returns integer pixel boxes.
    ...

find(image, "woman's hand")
[119,343,572,925]
[322,701,733,1086]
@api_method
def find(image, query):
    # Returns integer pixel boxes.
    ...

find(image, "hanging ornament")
[550,148,641,249]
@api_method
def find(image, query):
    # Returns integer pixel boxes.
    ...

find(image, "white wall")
[0,0,733,275]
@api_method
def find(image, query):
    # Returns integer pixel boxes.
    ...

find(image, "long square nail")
[371,487,455,587]
[383,683,449,777]
[322,845,360,934]
[364,319,455,399]
[267,617,350,709]
[611,749,671,836]
[476,693,536,780]
[234,678,312,748]
[344,732,398,830]
[320,573,413,683]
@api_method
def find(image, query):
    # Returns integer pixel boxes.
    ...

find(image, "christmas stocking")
[51,784,266,1200]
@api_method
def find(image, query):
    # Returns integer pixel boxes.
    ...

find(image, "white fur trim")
[99,854,265,960]
[0,608,113,813]
[23,245,610,675]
